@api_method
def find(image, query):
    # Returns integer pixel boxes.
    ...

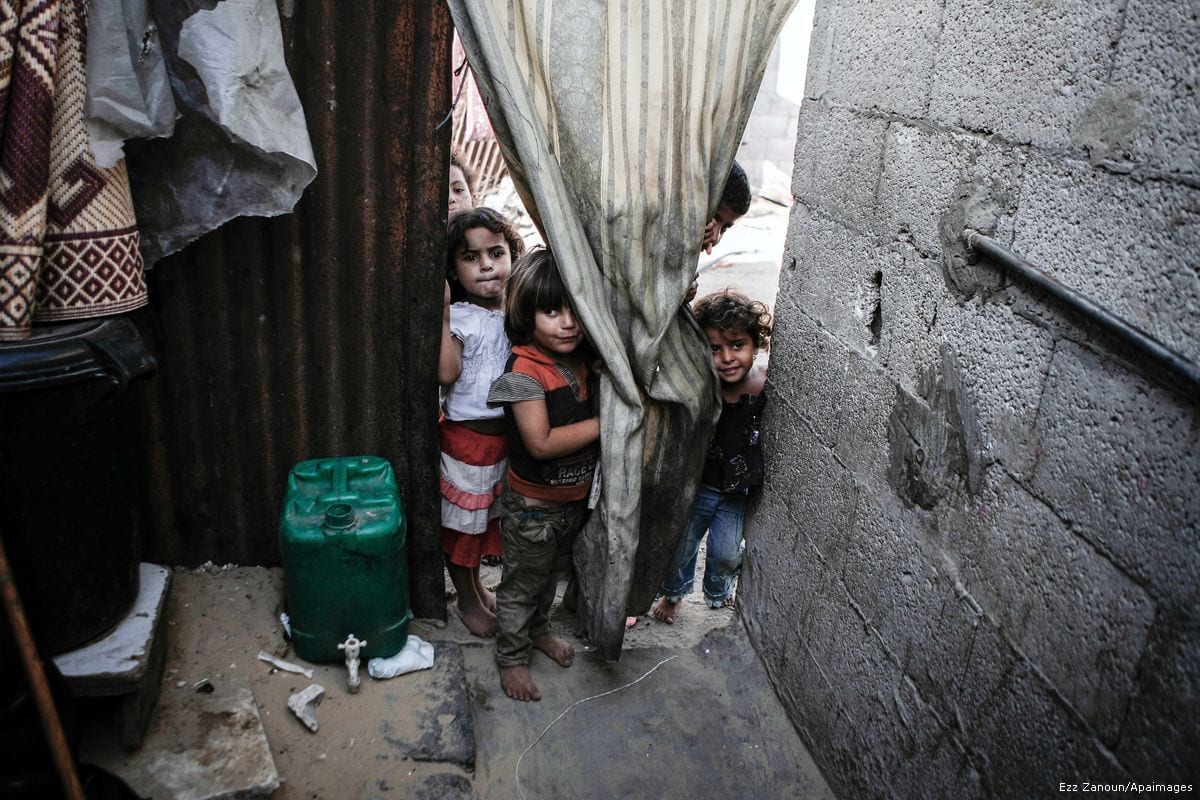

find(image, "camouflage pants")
[494,488,586,668]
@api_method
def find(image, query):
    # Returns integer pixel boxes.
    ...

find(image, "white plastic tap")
[337,633,367,694]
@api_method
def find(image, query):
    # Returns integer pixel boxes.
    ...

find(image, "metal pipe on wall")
[964,229,1200,399]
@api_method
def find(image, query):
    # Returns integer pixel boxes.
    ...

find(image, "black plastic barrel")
[0,318,155,654]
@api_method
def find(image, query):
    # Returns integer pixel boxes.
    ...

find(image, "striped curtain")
[448,0,797,659]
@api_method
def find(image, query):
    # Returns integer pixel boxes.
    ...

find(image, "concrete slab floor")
[79,564,835,800]
[82,683,280,800]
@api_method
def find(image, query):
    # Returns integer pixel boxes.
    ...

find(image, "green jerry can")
[280,456,411,662]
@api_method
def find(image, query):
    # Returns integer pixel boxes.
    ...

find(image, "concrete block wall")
[743,1,1200,797]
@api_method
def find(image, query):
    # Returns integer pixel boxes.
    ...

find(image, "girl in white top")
[438,207,525,637]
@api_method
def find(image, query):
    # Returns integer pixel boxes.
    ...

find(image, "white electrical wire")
[514,654,679,800]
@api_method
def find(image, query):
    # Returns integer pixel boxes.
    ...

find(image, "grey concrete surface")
[80,563,834,800]
[82,683,281,800]
[1012,154,1200,361]
[462,622,837,800]
[803,0,943,119]
[929,0,1127,148]
[1103,1,1200,176]
[750,0,1200,797]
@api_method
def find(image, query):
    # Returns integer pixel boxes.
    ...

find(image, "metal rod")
[964,230,1200,395]
[0,536,86,800]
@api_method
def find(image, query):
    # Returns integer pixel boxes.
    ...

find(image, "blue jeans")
[660,485,745,607]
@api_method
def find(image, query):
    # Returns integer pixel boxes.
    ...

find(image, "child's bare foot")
[532,632,574,667]
[651,596,680,624]
[500,665,541,701]
[448,563,496,635]
[454,601,498,637]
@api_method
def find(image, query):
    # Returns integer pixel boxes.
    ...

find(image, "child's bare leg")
[499,664,541,701]
[447,561,497,637]
[651,596,680,624]
[532,632,575,667]
[475,569,497,614]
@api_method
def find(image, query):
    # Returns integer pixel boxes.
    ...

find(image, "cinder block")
[878,122,1026,261]
[929,0,1126,148]
[962,658,1133,795]
[880,677,985,799]
[1027,340,1200,596]
[1080,0,1200,177]
[872,243,945,396]
[800,0,942,117]
[839,485,985,728]
[780,204,888,352]
[761,111,799,141]
[769,294,839,445]
[791,103,888,231]
[1116,611,1200,783]
[1011,154,1200,362]
[736,139,768,163]
[827,336,895,492]
[768,136,799,163]
[942,474,1155,742]
[768,294,897,498]
[934,297,1056,479]
[762,2,1200,795]
[803,1,836,102]
[905,581,999,734]
[795,590,905,800]
[754,398,861,574]
[794,589,985,800]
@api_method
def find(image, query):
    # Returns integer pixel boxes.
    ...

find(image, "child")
[686,160,753,304]
[651,289,771,624]
[702,160,752,255]
[486,248,600,701]
[438,207,525,637]
[448,150,476,216]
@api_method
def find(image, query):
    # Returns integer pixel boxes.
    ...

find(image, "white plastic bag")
[367,635,435,680]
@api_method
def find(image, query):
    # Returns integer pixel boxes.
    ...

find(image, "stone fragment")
[287,683,325,733]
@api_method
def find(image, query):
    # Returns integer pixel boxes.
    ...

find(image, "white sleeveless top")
[443,302,509,421]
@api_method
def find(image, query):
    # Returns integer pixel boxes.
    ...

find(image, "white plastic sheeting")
[89,0,317,267]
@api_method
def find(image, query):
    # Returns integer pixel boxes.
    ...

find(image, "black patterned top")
[700,392,767,495]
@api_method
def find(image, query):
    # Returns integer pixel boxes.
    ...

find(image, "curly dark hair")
[692,289,772,349]
[446,208,525,301]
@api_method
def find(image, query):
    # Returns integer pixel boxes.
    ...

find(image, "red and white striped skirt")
[439,419,507,566]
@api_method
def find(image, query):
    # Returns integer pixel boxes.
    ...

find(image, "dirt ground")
[77,539,834,800]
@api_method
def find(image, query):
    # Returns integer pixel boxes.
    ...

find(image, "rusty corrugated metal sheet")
[130,3,452,618]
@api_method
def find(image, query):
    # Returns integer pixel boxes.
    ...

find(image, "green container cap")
[324,503,356,529]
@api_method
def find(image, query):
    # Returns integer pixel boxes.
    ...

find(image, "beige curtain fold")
[448,0,797,659]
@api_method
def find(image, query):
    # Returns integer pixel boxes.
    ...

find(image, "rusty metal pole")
[0,537,85,800]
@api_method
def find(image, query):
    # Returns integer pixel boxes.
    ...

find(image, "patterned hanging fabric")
[0,0,147,341]
[448,0,797,658]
